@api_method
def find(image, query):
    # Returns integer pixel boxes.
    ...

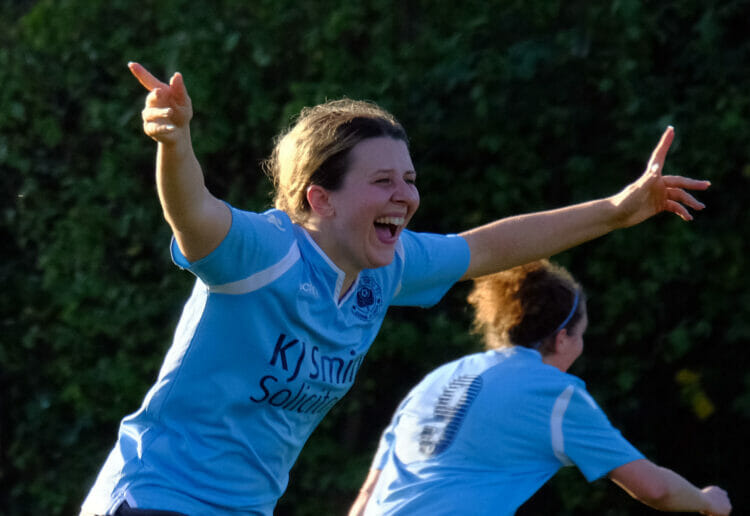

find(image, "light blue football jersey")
[82,206,470,515]
[365,346,644,516]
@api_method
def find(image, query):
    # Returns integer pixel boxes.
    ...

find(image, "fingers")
[662,185,707,221]
[145,87,168,108]
[144,120,177,137]
[142,105,177,140]
[130,61,191,113]
[663,200,692,221]
[129,61,192,142]
[128,61,166,92]
[129,62,190,105]
[662,174,711,191]
[169,72,189,105]
[142,106,173,122]
[648,125,675,166]
[666,187,706,211]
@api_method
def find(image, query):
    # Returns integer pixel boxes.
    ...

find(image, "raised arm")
[128,61,230,262]
[609,459,731,515]
[459,127,710,280]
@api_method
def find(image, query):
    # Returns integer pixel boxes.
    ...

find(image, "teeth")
[375,216,405,226]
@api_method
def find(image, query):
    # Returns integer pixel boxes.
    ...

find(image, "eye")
[374,177,390,184]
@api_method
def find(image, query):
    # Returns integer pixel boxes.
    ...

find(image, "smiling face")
[307,136,420,286]
[267,99,409,225]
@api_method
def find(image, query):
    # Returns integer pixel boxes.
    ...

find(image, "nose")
[392,177,419,206]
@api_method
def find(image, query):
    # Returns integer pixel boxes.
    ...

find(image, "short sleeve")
[558,386,644,481]
[391,231,470,307]
[170,206,296,286]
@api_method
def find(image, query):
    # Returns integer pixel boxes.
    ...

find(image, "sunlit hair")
[263,99,408,225]
[467,260,585,355]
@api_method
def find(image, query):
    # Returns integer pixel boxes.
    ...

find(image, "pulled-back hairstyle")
[263,99,408,225]
[467,260,585,355]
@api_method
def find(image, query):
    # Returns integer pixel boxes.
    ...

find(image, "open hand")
[128,61,193,145]
[611,126,710,227]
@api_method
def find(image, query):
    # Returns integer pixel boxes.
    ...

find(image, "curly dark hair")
[467,259,585,354]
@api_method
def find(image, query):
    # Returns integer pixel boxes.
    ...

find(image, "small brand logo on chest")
[266,213,286,231]
[299,282,319,298]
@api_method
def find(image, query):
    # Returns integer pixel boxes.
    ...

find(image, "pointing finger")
[128,61,167,92]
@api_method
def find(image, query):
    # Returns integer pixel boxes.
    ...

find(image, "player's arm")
[459,127,710,280]
[349,468,382,516]
[128,62,230,262]
[609,458,731,515]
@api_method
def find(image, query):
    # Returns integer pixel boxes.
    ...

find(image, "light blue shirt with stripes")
[81,206,470,516]
[365,346,644,516]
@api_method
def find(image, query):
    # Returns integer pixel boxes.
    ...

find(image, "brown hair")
[263,99,408,225]
[467,260,585,354]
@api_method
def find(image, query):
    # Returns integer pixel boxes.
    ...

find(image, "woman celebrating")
[81,63,709,516]
[350,261,731,516]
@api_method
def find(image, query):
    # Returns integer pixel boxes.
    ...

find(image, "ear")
[306,185,334,217]
[552,329,568,354]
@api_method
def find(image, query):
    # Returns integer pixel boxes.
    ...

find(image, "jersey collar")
[296,226,359,306]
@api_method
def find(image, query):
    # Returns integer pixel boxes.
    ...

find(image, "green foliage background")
[2,0,748,514]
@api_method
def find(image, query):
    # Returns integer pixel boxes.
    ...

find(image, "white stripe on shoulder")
[550,384,575,466]
[576,387,599,410]
[209,241,300,294]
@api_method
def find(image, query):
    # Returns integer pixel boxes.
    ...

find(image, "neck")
[541,353,570,373]
[303,222,360,301]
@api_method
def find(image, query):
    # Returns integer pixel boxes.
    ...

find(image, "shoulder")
[389,230,470,306]
[180,207,300,285]
[226,207,300,254]
[398,229,468,255]
[231,206,295,234]
[482,351,588,407]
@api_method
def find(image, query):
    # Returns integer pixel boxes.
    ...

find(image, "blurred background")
[2,0,748,514]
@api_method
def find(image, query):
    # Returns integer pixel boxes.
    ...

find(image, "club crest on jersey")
[352,275,382,321]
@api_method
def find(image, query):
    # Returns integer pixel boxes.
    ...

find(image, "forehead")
[346,137,414,175]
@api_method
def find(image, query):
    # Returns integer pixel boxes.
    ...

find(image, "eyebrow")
[370,169,417,176]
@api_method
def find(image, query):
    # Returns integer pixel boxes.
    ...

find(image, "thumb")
[169,72,190,106]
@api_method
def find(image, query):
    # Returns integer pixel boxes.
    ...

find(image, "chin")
[368,251,396,269]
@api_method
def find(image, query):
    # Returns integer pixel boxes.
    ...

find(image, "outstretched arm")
[459,127,710,280]
[128,61,230,262]
[609,459,731,515]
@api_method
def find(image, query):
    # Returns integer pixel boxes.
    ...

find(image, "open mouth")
[374,216,405,239]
